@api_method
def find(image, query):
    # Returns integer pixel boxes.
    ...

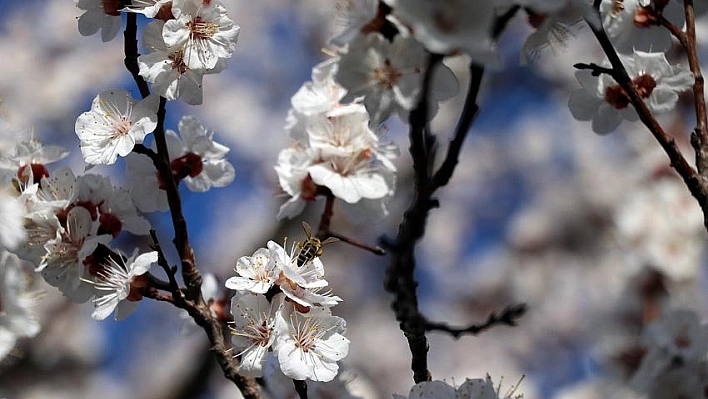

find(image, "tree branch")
[584,4,708,229]
[124,13,150,99]
[424,304,528,339]
[682,0,708,175]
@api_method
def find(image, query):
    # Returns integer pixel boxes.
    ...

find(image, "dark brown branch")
[424,304,528,339]
[316,192,336,238]
[328,231,386,255]
[572,62,614,77]
[381,52,442,384]
[315,191,386,256]
[132,143,159,163]
[123,17,258,399]
[584,5,708,229]
[683,0,708,175]
[431,64,484,189]
[123,13,150,99]
[293,380,308,399]
[149,229,185,302]
[382,11,522,384]
[149,96,204,302]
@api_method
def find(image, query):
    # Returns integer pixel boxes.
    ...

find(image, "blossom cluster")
[0,110,235,352]
[74,0,240,105]
[226,239,349,382]
[568,0,701,133]
[275,58,399,221]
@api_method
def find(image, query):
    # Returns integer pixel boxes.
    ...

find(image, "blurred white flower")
[123,0,172,18]
[125,152,168,213]
[520,1,587,64]
[383,0,497,64]
[0,251,40,360]
[0,139,68,185]
[631,309,708,395]
[395,376,520,399]
[600,0,682,54]
[0,189,26,251]
[74,0,123,42]
[568,51,693,134]
[38,206,111,302]
[337,32,457,124]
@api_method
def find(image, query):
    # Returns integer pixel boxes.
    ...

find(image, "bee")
[296,222,338,266]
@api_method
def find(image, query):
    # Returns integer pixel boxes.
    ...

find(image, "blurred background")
[1,1,708,398]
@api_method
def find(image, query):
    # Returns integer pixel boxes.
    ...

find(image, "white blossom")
[600,0,683,54]
[88,249,157,320]
[273,305,349,382]
[163,0,240,70]
[139,20,226,105]
[630,309,708,395]
[568,51,693,134]
[336,32,457,124]
[383,0,497,64]
[38,207,111,302]
[226,244,280,294]
[75,90,159,165]
[74,0,123,42]
[230,292,283,377]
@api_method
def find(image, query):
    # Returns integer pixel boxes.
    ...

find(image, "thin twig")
[431,64,484,190]
[424,304,528,339]
[316,192,336,238]
[572,62,614,77]
[328,231,386,255]
[149,229,184,302]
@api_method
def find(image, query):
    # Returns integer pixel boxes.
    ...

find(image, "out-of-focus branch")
[424,304,528,338]
[584,4,708,230]
[382,11,523,384]
[382,55,477,384]
[430,63,483,189]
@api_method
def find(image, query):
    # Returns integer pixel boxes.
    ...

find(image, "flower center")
[98,213,123,238]
[373,61,402,90]
[188,17,219,40]
[171,50,189,75]
[17,163,50,185]
[294,318,319,353]
[634,6,658,27]
[171,152,204,179]
[604,74,657,109]
[102,0,121,16]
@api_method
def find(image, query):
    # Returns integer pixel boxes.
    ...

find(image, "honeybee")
[296,222,338,266]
